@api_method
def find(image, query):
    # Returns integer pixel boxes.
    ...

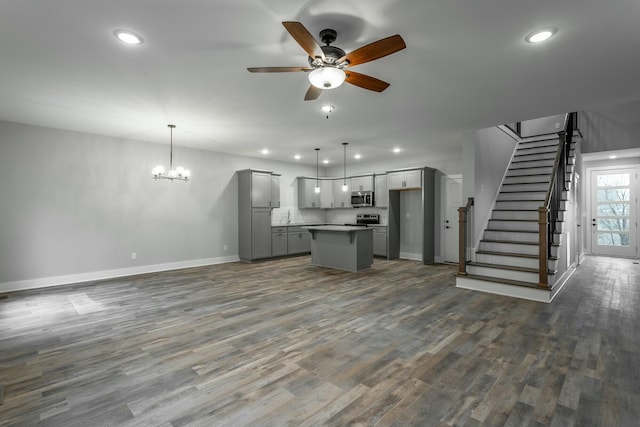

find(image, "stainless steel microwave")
[351,191,374,207]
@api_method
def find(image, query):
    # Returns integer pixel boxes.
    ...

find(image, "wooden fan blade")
[304,85,323,101]
[247,67,312,73]
[345,71,390,92]
[282,21,325,61]
[339,34,406,67]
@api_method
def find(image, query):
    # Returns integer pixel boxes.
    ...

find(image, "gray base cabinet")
[287,227,311,254]
[251,209,272,259]
[272,227,287,257]
[372,226,388,257]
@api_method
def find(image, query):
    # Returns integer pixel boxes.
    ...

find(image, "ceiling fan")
[247,21,406,101]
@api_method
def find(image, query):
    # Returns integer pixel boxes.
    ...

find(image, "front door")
[442,175,463,263]
[590,167,638,257]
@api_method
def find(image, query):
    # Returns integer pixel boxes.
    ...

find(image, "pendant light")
[152,124,191,182]
[342,142,349,192]
[314,148,321,194]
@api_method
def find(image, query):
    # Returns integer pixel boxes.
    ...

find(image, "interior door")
[443,176,463,263]
[590,167,638,257]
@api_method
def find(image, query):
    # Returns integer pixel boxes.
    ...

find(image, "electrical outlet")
[555,122,561,129]
[223,245,228,251]
[131,252,137,260]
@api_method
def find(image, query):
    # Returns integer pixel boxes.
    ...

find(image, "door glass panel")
[596,173,630,187]
[597,188,630,201]
[597,218,629,232]
[597,232,630,246]
[597,203,629,216]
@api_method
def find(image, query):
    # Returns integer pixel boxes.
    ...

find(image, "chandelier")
[152,124,191,182]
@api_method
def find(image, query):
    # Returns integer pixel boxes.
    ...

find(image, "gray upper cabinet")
[351,175,374,191]
[251,172,272,207]
[297,177,321,209]
[270,174,281,208]
[333,179,351,208]
[374,174,388,208]
[320,179,334,208]
[388,169,422,190]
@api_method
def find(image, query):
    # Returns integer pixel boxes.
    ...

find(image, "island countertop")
[302,225,372,232]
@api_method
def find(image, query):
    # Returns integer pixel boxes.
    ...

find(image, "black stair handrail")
[538,112,576,289]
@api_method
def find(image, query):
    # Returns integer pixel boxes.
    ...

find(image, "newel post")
[458,206,468,276]
[538,207,549,289]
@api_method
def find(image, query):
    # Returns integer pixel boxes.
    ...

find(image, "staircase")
[457,129,578,302]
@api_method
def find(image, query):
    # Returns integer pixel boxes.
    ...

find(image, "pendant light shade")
[342,142,349,192]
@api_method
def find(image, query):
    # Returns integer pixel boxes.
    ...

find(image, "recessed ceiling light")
[393,147,401,153]
[294,154,301,160]
[261,149,269,155]
[323,159,329,164]
[321,105,334,113]
[114,30,143,45]
[609,155,617,159]
[525,28,557,43]
[354,154,361,159]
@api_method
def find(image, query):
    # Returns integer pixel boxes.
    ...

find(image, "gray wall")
[580,109,640,153]
[473,127,518,246]
[0,121,318,287]
[519,114,564,137]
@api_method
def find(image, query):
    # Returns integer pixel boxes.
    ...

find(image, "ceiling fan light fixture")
[308,67,346,89]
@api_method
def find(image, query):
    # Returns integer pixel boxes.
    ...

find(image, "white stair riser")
[488,220,539,231]
[498,192,546,201]
[476,253,539,269]
[508,167,553,176]
[511,159,555,168]
[513,153,557,163]
[467,265,539,284]
[492,210,540,220]
[516,145,558,155]
[503,175,551,184]
[480,241,538,255]
[484,230,538,242]
[496,200,565,210]
[517,138,559,148]
[502,182,549,192]
[496,200,543,210]
[475,253,559,270]
[480,241,560,258]
[491,209,565,221]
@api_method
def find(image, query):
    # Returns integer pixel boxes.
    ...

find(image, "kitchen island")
[302,225,373,272]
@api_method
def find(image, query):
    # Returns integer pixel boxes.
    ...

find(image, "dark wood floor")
[0,255,638,426]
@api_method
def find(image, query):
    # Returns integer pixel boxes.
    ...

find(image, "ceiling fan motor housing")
[308,29,346,68]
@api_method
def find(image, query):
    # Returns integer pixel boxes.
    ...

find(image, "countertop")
[273,223,387,227]
[302,225,374,232]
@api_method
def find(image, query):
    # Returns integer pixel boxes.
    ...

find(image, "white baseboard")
[0,255,240,294]
[399,252,422,261]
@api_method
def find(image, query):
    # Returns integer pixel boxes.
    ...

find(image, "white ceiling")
[2,0,640,166]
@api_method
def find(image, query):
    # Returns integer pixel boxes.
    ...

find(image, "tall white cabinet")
[238,169,280,261]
